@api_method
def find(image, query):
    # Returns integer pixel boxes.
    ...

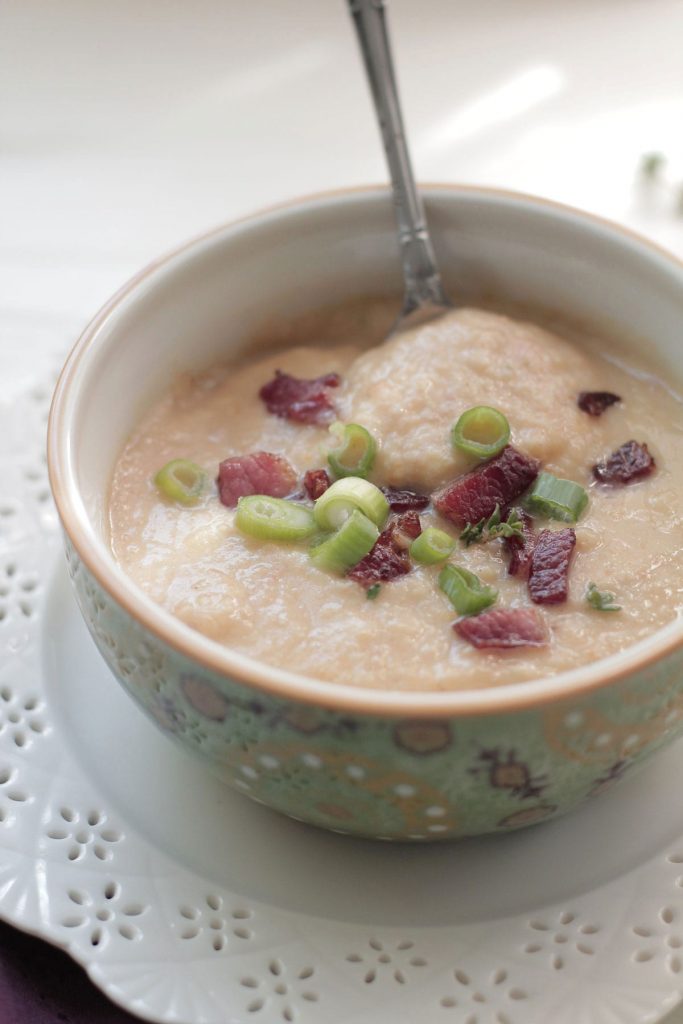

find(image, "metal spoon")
[348,0,451,332]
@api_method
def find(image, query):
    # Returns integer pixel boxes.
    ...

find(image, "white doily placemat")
[2,374,683,1024]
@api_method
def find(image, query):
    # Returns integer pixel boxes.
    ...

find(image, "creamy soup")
[109,301,683,691]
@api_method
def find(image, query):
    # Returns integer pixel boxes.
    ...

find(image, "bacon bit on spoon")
[455,608,548,649]
[217,451,297,508]
[577,391,621,416]
[259,370,341,425]
[347,512,422,586]
[380,486,431,512]
[592,440,655,485]
[304,468,331,501]
[433,445,540,528]
[504,508,536,579]
[527,528,576,605]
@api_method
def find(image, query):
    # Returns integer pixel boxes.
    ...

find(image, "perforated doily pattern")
[1,377,683,1024]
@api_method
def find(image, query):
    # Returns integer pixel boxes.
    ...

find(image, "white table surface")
[2,1,683,1021]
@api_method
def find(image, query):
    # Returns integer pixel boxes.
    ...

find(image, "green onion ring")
[327,422,377,479]
[154,459,207,506]
[309,509,379,574]
[527,472,588,523]
[313,476,389,531]
[438,564,498,616]
[410,527,455,565]
[235,495,316,542]
[451,406,510,460]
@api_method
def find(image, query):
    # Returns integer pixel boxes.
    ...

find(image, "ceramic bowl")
[48,186,683,840]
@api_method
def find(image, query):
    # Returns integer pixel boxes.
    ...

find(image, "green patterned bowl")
[47,186,683,840]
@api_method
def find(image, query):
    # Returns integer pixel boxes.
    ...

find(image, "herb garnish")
[460,504,524,547]
[366,584,381,600]
[640,152,666,180]
[586,582,621,612]
[638,152,683,218]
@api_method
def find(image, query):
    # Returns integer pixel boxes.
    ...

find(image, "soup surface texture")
[109,302,683,691]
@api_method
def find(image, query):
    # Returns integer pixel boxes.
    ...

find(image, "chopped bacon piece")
[347,512,422,586]
[455,608,548,649]
[381,486,430,513]
[392,510,422,547]
[504,508,536,579]
[433,446,540,528]
[304,468,331,501]
[578,391,621,416]
[592,440,655,485]
[259,370,340,425]
[217,451,297,508]
[527,528,576,605]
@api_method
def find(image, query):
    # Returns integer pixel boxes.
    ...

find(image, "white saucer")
[2,381,683,1024]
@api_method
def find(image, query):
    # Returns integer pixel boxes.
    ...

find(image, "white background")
[2,1,683,1020]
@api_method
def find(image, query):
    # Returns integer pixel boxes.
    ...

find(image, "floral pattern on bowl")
[66,538,683,839]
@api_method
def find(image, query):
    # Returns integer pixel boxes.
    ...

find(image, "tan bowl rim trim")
[48,182,683,718]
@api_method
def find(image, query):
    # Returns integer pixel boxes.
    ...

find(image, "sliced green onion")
[366,583,381,600]
[313,477,389,531]
[451,406,510,460]
[310,510,379,574]
[527,472,588,523]
[410,527,455,565]
[154,459,207,506]
[235,495,316,542]
[327,422,377,479]
[586,582,621,612]
[438,564,498,616]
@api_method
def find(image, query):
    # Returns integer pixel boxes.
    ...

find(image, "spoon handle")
[348,0,449,320]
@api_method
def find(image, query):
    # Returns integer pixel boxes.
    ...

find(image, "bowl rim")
[48,182,683,718]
